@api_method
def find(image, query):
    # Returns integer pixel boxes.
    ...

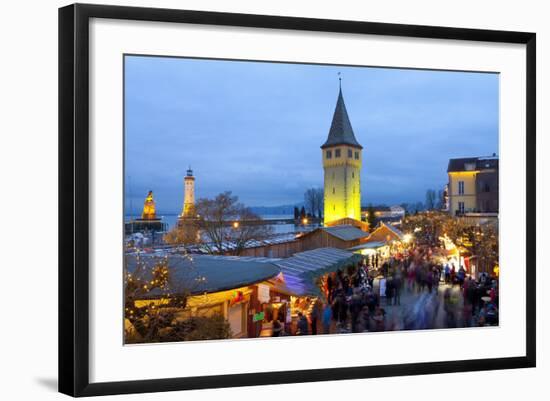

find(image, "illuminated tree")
[195,191,273,256]
[124,253,232,343]
[163,221,200,246]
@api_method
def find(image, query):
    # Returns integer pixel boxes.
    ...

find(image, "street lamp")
[302,218,308,225]
[232,221,239,229]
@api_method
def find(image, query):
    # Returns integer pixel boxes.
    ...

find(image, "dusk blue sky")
[124,55,499,215]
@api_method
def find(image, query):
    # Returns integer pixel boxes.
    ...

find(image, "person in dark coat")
[310,300,321,335]
[350,288,363,333]
[393,274,402,305]
[272,318,283,337]
[326,274,334,303]
[385,277,394,306]
[296,312,309,335]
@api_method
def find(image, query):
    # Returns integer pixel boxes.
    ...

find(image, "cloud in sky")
[124,55,498,214]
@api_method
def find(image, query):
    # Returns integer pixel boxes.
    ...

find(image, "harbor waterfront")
[125,214,316,234]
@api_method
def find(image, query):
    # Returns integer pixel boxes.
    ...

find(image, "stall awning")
[273,247,359,296]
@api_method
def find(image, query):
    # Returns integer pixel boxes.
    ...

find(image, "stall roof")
[347,241,387,252]
[383,222,404,239]
[273,247,359,296]
[321,225,370,241]
[125,254,280,297]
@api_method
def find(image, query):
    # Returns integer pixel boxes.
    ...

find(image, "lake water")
[125,214,318,235]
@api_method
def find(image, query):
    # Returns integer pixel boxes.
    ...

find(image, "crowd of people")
[272,243,499,337]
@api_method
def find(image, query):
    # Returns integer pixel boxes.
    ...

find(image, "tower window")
[348,149,353,158]
[326,150,332,159]
[335,149,341,158]
[354,151,359,160]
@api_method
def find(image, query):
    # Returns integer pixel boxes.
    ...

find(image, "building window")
[332,187,335,194]
[348,149,353,158]
[332,172,335,179]
[354,151,359,160]
[335,149,341,158]
[333,205,335,211]
[326,150,332,159]
[484,183,490,192]
[458,181,465,195]
[458,202,465,214]
[352,172,354,178]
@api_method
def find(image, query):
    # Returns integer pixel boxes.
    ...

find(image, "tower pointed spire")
[321,81,362,149]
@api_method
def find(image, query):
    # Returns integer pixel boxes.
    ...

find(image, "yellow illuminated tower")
[141,190,157,220]
[181,167,196,218]
[322,82,362,224]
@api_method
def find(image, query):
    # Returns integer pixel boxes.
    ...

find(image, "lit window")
[326,150,332,159]
[348,149,353,158]
[354,151,359,159]
[335,149,341,158]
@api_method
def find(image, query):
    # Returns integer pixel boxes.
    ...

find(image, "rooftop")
[274,247,359,296]
[448,155,499,172]
[321,87,362,149]
[321,224,370,241]
[125,254,280,297]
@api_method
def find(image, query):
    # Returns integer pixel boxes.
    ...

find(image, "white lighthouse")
[180,167,196,218]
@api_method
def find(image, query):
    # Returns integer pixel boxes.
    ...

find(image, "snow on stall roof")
[347,241,387,251]
[321,225,370,241]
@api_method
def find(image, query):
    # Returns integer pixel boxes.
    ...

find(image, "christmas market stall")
[347,222,407,265]
[124,253,281,342]
[272,247,361,335]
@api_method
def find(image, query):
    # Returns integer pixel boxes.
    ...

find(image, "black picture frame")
[59,3,536,397]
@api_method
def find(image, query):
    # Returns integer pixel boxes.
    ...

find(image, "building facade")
[447,156,499,216]
[322,86,363,224]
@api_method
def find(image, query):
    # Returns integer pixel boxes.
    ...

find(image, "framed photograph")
[59,3,536,397]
